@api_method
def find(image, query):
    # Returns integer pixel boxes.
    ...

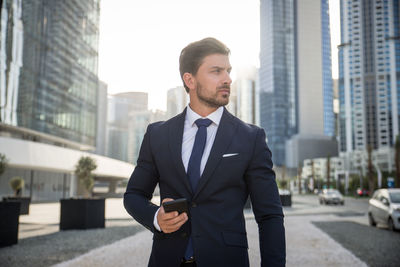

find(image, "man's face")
[191,54,232,108]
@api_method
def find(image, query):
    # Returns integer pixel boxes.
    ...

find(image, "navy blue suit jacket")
[124,108,285,267]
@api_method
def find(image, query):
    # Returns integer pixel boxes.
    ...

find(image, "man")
[124,37,285,267]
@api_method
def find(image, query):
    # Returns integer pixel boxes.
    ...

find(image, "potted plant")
[59,156,105,230]
[0,153,21,247]
[3,176,31,215]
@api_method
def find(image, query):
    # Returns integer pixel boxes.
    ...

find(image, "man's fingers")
[166,212,187,225]
[159,212,188,233]
[163,215,188,233]
[161,210,179,219]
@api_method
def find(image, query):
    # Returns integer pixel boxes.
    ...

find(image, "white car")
[318,189,344,205]
[368,188,400,231]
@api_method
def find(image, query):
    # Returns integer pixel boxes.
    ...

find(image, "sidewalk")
[13,197,368,267]
[53,213,366,267]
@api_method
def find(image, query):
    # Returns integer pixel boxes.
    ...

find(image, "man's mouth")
[218,86,230,94]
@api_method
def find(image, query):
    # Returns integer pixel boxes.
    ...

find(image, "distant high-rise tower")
[259,0,336,167]
[107,92,148,163]
[166,86,188,119]
[338,0,400,152]
[231,67,260,126]
[259,0,297,166]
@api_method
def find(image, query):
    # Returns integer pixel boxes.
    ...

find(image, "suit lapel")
[168,108,192,193]
[193,108,238,199]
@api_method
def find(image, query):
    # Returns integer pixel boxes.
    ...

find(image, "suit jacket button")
[181,232,188,237]
[191,202,197,207]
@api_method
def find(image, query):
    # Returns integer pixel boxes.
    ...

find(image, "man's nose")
[223,71,232,85]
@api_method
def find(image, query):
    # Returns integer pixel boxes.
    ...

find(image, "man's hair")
[179,37,230,93]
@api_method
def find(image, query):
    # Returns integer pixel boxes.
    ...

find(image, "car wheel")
[319,199,323,204]
[340,201,344,205]
[388,217,395,231]
[369,213,376,227]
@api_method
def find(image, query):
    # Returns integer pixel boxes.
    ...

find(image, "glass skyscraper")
[338,0,400,152]
[259,0,297,166]
[259,0,334,166]
[1,0,101,148]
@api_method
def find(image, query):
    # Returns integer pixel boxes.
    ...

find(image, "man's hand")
[157,198,188,233]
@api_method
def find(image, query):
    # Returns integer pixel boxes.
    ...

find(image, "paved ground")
[1,195,379,266]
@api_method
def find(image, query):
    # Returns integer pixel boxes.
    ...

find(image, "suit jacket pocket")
[220,153,246,163]
[222,231,248,248]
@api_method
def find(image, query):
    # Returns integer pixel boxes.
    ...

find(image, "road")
[286,194,400,267]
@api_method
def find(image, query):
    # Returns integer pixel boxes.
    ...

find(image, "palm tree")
[75,156,97,197]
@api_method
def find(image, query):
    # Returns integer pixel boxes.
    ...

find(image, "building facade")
[338,0,400,152]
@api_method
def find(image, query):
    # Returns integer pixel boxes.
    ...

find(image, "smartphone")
[162,198,189,214]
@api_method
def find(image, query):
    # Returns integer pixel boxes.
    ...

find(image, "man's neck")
[188,103,219,117]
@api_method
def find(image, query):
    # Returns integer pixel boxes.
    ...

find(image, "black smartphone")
[162,198,189,214]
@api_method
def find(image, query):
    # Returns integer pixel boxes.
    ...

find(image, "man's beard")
[196,82,230,108]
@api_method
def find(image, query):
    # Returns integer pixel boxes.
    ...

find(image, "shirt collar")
[186,105,224,127]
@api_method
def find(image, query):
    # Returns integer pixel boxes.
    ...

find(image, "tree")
[326,156,331,189]
[395,135,400,188]
[311,160,315,192]
[0,153,8,177]
[298,163,302,194]
[367,146,375,196]
[75,156,97,197]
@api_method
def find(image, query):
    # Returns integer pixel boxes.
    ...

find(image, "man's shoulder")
[147,111,184,132]
[226,111,263,134]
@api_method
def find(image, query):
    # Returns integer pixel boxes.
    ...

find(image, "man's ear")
[183,73,195,91]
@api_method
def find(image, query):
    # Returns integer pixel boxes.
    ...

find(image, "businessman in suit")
[124,37,285,267]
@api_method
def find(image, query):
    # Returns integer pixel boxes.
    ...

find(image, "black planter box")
[279,194,292,207]
[60,198,105,230]
[0,201,20,247]
[3,197,31,215]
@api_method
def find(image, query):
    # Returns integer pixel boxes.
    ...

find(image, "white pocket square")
[222,153,239,158]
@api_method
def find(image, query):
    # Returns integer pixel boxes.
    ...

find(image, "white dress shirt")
[153,105,224,231]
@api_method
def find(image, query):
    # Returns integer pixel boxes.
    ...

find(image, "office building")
[259,0,336,168]
[338,0,400,152]
[0,0,132,201]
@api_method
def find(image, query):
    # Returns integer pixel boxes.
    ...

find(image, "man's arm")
[245,128,286,267]
[124,124,160,232]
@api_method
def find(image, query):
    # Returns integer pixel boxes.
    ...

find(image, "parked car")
[356,188,369,197]
[319,189,344,205]
[368,188,400,231]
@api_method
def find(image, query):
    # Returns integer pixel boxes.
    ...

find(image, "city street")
[285,194,400,266]
[1,194,399,267]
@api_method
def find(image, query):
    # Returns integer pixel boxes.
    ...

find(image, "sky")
[98,0,340,111]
